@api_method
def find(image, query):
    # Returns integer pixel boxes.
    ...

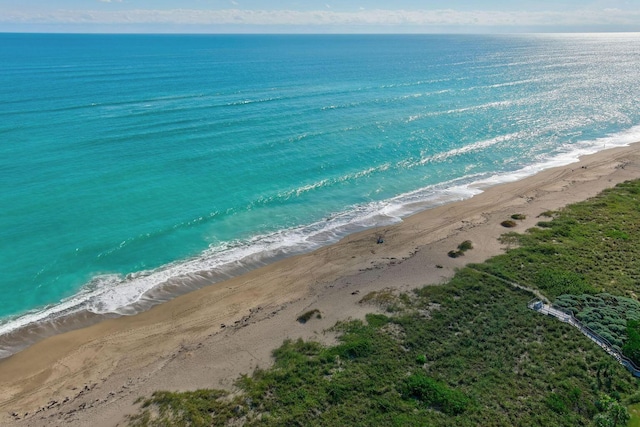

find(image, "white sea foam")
[1,125,640,356]
[419,131,525,165]
[405,98,526,123]
[470,124,640,190]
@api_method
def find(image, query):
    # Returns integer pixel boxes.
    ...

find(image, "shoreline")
[1,136,634,360]
[2,142,640,426]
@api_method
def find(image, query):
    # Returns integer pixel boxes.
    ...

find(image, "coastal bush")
[511,213,527,220]
[501,220,517,228]
[365,313,390,328]
[546,392,568,414]
[360,289,406,312]
[457,240,473,252]
[593,394,630,427]
[297,309,321,324]
[535,269,594,297]
[607,229,630,240]
[448,240,473,258]
[447,250,463,258]
[622,320,640,367]
[498,232,521,249]
[333,335,373,359]
[128,389,243,427]
[403,373,470,415]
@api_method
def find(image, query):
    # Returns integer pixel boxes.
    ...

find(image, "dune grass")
[128,180,640,427]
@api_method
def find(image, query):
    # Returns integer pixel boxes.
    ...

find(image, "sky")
[1,0,640,33]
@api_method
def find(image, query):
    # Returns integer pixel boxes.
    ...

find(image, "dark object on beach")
[448,240,473,258]
[457,240,473,251]
[448,250,463,258]
[377,236,384,244]
[297,309,321,324]
[501,220,517,228]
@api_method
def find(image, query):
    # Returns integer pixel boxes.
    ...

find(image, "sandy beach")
[2,142,640,427]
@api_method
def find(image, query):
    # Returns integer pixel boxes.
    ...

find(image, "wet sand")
[2,143,640,426]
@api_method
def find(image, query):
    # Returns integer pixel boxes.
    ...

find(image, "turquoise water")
[1,33,640,355]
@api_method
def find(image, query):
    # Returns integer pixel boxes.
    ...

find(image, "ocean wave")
[404,98,524,123]
[419,131,527,165]
[249,163,391,207]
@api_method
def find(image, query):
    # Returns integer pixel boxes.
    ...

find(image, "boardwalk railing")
[528,299,640,378]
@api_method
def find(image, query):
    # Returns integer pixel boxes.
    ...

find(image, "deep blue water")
[1,33,640,356]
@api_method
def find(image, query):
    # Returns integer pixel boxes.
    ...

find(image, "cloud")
[2,8,640,28]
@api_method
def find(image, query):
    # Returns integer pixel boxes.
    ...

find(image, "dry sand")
[2,143,640,426]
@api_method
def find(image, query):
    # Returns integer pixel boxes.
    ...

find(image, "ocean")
[1,33,640,357]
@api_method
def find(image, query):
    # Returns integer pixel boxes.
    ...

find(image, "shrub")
[511,213,527,220]
[128,389,239,427]
[360,289,403,311]
[546,392,567,414]
[457,240,473,251]
[297,309,321,324]
[536,269,595,297]
[403,373,470,415]
[448,241,473,258]
[606,229,629,240]
[333,336,373,359]
[501,220,517,228]
[622,320,640,366]
[365,313,390,328]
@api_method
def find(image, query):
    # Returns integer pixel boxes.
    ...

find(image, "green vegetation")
[629,402,640,427]
[359,289,409,313]
[457,240,473,252]
[593,394,630,427]
[297,309,321,324]
[447,250,462,258]
[624,321,640,367]
[128,180,640,427]
[448,240,473,258]
[555,294,640,349]
[403,373,470,415]
[479,180,640,299]
[500,220,517,228]
[129,390,243,427]
[511,213,527,220]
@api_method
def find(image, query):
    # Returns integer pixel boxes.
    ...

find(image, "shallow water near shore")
[1,33,640,357]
